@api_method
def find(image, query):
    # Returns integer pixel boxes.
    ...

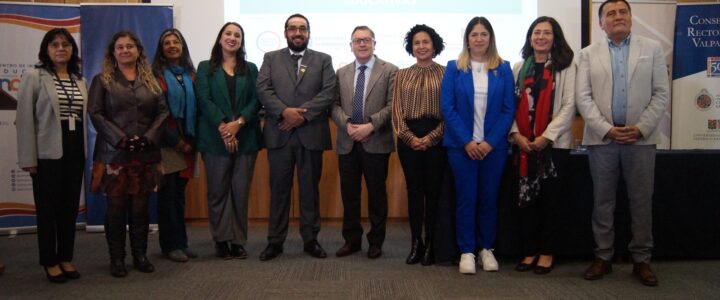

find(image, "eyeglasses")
[286,26,309,33]
[352,38,374,45]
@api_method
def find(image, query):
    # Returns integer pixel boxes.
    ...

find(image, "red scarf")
[515,63,553,177]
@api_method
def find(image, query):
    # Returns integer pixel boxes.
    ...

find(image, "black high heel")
[44,265,67,283]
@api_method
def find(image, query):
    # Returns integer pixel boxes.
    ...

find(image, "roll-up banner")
[0,3,82,233]
[80,4,173,232]
[671,1,720,149]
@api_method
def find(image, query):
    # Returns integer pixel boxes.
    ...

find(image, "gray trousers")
[267,134,323,245]
[588,143,655,263]
[203,152,258,245]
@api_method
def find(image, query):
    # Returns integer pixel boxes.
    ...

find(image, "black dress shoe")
[367,244,382,259]
[133,256,155,273]
[110,259,127,278]
[230,244,248,259]
[303,240,327,259]
[336,243,361,257]
[216,241,232,260]
[259,244,284,261]
[44,266,67,283]
[59,264,81,279]
[515,256,538,272]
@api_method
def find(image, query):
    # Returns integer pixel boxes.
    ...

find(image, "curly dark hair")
[36,28,82,77]
[209,22,248,76]
[152,28,196,76]
[520,16,574,71]
[403,24,444,58]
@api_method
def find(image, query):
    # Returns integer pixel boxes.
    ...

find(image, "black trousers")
[157,172,189,253]
[31,120,84,266]
[396,118,447,240]
[105,194,150,260]
[518,148,570,256]
[338,142,390,246]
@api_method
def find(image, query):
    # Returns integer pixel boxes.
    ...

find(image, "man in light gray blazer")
[331,26,398,259]
[256,13,337,261]
[576,0,669,287]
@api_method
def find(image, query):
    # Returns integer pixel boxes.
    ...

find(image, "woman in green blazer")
[196,22,262,260]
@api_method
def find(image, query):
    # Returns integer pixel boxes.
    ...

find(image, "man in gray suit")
[331,26,398,259]
[576,0,669,286]
[257,13,337,261]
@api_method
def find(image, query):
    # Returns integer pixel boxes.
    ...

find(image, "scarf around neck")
[513,55,556,207]
[163,65,196,137]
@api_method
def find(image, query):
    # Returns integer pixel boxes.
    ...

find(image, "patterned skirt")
[91,160,161,197]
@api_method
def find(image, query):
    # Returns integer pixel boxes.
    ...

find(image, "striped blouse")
[54,77,83,122]
[391,62,446,146]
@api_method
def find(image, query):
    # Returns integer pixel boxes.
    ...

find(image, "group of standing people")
[14,0,667,287]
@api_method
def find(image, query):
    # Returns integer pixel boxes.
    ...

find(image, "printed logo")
[695,89,713,111]
[708,57,720,77]
[709,119,718,130]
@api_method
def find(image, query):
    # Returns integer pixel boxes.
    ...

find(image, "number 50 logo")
[708,57,720,77]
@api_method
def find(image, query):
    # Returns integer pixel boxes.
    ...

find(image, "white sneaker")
[459,253,476,274]
[479,249,499,272]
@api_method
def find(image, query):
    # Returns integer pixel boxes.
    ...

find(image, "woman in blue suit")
[441,16,516,274]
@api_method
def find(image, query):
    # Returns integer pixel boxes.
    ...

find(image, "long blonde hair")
[101,31,161,94]
[457,17,502,72]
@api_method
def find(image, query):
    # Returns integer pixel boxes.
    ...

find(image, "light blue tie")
[351,65,367,124]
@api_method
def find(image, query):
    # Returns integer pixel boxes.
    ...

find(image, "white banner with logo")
[671,2,720,149]
[0,3,82,232]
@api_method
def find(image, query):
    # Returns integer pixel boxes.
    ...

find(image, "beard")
[287,37,309,52]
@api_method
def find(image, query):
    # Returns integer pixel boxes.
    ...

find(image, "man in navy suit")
[256,13,337,261]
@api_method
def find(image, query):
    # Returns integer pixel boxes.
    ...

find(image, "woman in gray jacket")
[16,28,87,283]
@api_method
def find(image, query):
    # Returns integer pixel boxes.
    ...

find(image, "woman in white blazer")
[509,16,576,275]
[16,28,87,283]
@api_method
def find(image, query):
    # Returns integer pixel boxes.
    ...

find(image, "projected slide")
[226,0,537,69]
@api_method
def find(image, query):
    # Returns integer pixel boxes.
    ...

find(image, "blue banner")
[80,4,173,229]
[672,3,720,79]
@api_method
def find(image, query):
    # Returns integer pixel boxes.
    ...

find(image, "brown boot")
[583,258,612,280]
[633,262,658,286]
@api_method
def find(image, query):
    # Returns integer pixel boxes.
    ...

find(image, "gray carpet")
[1,222,719,299]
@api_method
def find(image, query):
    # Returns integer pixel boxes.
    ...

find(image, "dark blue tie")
[351,65,367,124]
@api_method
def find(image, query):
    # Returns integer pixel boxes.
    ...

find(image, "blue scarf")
[163,65,196,137]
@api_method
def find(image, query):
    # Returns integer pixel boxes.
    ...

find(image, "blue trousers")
[448,148,507,253]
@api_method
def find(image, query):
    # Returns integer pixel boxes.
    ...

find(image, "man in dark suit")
[256,13,337,261]
[331,26,397,259]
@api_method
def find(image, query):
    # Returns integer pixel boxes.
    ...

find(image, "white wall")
[156,0,583,67]
[540,0,583,55]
